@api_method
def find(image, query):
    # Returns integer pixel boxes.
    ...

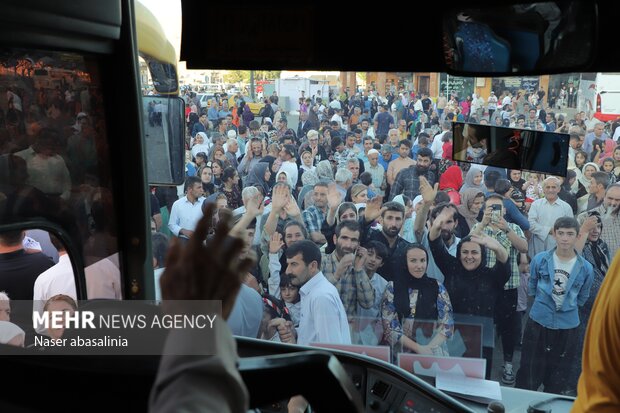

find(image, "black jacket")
[360,220,412,282]
[429,235,509,319]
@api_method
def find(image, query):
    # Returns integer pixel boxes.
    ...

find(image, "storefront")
[366,72,414,95]
[491,76,541,95]
[438,73,475,100]
[546,73,581,110]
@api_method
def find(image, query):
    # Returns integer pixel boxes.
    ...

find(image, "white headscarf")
[0,321,25,346]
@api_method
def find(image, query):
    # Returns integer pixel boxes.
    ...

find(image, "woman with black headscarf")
[428,206,510,378]
[381,244,454,357]
[245,162,272,197]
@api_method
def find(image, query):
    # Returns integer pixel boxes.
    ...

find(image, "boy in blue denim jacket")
[515,217,593,394]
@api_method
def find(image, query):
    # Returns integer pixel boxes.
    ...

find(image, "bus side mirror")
[143,96,186,186]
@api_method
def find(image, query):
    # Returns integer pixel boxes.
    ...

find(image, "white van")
[593,73,620,122]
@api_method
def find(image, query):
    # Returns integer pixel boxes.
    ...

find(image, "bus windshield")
[175,67,620,398]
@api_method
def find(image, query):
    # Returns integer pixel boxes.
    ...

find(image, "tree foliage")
[223,70,281,84]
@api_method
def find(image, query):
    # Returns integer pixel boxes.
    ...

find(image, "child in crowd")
[574,150,587,172]
[279,274,301,328]
[258,294,292,341]
[523,173,543,201]
[353,241,388,346]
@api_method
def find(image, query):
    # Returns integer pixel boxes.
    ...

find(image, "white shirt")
[286,301,301,328]
[431,130,447,159]
[297,272,351,346]
[277,161,298,190]
[168,196,205,238]
[613,125,620,142]
[357,273,388,321]
[414,99,423,112]
[330,113,344,128]
[502,96,512,107]
[329,100,342,110]
[552,253,577,310]
[354,272,388,346]
[85,255,122,299]
[528,197,574,241]
[33,253,77,334]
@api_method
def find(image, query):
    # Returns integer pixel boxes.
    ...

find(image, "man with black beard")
[321,221,375,318]
[389,147,436,201]
[359,197,412,282]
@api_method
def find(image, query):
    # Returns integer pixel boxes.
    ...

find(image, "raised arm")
[471,233,509,264]
[267,233,285,297]
[263,185,289,237]
[428,209,460,278]
[325,183,343,226]
[229,193,263,240]
[152,205,254,413]
[414,176,438,241]
[575,216,598,253]
[352,247,375,309]
[363,195,387,225]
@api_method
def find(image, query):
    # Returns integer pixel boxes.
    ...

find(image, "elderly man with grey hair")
[224,138,239,169]
[528,176,575,257]
[335,168,353,200]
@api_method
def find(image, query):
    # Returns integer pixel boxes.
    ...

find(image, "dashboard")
[237,337,575,413]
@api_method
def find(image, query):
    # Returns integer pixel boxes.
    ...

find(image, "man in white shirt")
[277,240,351,346]
[330,107,344,128]
[32,235,77,333]
[329,98,342,110]
[430,120,451,160]
[502,92,513,108]
[168,176,205,242]
[528,177,574,257]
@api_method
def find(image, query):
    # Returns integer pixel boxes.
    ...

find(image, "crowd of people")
[149,86,620,395]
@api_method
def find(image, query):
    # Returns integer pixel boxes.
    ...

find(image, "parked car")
[231,95,263,116]
[196,93,216,109]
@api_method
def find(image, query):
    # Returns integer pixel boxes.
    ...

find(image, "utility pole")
[250,70,255,99]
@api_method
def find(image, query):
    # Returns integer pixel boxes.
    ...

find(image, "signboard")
[492,76,540,93]
[397,354,487,379]
[439,73,475,100]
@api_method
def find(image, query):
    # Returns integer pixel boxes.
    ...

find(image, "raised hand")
[353,246,368,271]
[580,215,599,234]
[432,206,454,231]
[327,182,343,210]
[419,176,438,205]
[245,192,264,218]
[271,185,290,213]
[335,253,356,279]
[495,217,509,232]
[269,232,285,254]
[481,205,493,227]
[470,233,500,251]
[364,195,386,223]
[284,196,302,218]
[160,203,254,319]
